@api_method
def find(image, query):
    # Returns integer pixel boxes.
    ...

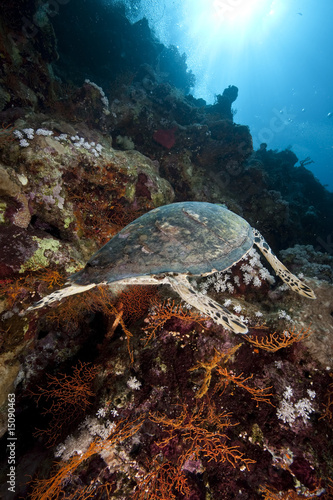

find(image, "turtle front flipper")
[253,230,316,299]
[168,275,248,334]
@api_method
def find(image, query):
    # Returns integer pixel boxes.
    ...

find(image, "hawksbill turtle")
[27,201,315,333]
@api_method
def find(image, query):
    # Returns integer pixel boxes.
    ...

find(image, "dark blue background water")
[110,0,333,191]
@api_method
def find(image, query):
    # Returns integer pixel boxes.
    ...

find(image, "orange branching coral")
[31,361,98,446]
[0,278,27,309]
[29,416,143,500]
[327,479,333,498]
[72,195,120,245]
[149,401,254,471]
[66,165,153,246]
[36,268,67,288]
[116,285,158,324]
[70,483,114,500]
[45,285,134,362]
[44,286,101,328]
[108,199,154,230]
[189,344,241,398]
[30,441,100,500]
[259,484,321,499]
[245,326,313,352]
[134,457,191,500]
[190,346,273,405]
[215,368,274,406]
[0,268,67,309]
[143,297,209,344]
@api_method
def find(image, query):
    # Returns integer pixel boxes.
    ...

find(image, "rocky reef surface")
[0,1,333,498]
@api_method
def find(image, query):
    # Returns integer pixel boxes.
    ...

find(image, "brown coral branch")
[31,361,98,446]
[143,297,209,344]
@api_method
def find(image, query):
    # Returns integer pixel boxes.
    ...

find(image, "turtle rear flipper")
[253,230,316,299]
[169,275,248,334]
[26,283,97,312]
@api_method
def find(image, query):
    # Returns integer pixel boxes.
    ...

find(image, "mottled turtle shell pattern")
[71,201,254,286]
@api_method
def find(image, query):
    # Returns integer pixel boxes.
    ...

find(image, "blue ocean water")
[109,0,333,192]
